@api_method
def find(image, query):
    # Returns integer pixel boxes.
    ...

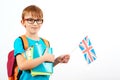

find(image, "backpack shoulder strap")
[41,38,50,47]
[19,35,28,50]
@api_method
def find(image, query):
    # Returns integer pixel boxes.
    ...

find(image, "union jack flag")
[79,36,97,64]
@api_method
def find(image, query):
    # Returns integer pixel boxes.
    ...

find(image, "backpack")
[7,35,50,80]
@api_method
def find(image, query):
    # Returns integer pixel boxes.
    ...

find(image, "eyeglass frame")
[23,18,43,24]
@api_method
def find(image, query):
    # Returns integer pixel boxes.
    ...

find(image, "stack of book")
[25,45,53,76]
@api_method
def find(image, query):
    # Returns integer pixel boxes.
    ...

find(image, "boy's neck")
[25,33,39,40]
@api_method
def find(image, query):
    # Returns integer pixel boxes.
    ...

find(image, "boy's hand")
[55,54,70,63]
[43,48,55,62]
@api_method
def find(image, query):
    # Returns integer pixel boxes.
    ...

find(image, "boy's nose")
[33,21,38,25]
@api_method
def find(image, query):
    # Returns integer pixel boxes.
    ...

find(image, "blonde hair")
[22,5,43,19]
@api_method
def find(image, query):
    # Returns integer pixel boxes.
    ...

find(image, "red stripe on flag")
[82,40,93,62]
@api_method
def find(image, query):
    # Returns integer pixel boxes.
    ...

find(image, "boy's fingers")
[61,54,70,63]
[62,54,70,59]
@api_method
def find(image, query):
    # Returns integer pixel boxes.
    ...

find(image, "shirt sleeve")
[14,37,25,57]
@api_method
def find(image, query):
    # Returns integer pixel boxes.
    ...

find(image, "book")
[25,44,53,76]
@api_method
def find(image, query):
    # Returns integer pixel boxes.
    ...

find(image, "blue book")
[25,44,53,76]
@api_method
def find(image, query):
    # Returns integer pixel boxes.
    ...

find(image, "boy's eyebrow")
[24,17,43,19]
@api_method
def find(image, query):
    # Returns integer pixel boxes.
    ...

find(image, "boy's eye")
[27,18,34,21]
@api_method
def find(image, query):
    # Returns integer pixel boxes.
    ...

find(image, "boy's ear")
[21,20,25,27]
[21,20,24,24]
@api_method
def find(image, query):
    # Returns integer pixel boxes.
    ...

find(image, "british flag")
[79,36,97,64]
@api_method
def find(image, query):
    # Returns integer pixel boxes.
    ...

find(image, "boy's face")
[21,13,43,35]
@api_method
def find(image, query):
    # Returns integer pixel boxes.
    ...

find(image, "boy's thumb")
[44,47,49,54]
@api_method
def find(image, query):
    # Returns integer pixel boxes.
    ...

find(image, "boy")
[14,5,70,80]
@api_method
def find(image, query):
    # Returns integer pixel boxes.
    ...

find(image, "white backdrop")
[1,0,120,80]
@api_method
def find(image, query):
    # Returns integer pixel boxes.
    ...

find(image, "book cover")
[25,44,53,76]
